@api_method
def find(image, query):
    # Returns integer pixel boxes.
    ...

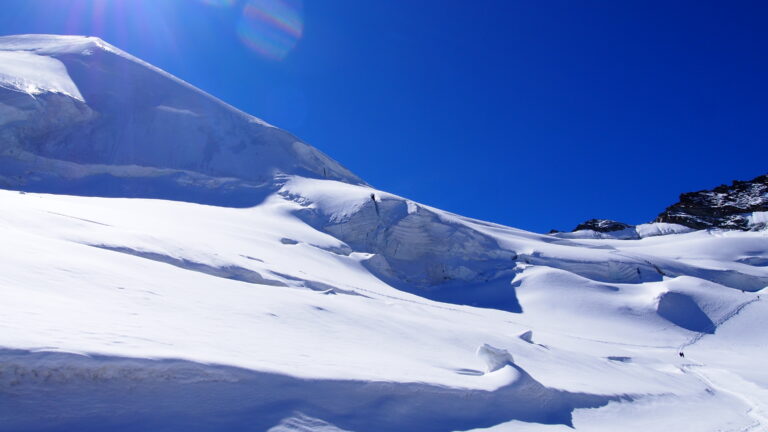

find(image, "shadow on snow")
[0,349,624,432]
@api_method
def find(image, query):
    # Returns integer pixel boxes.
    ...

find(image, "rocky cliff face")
[655,174,768,231]
[573,219,632,233]
[568,173,768,235]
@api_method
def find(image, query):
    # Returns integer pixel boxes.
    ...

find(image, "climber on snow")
[370,193,380,216]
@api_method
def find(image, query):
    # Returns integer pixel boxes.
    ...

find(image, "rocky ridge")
[655,174,768,231]
[569,173,768,235]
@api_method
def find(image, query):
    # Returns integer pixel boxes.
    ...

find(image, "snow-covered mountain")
[1,35,767,432]
[0,34,361,206]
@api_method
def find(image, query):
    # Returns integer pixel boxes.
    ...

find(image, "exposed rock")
[568,174,768,235]
[655,174,768,231]
[573,219,633,233]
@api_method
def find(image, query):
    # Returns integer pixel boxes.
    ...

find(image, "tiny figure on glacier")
[371,193,380,216]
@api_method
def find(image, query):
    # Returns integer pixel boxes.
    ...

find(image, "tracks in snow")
[677,296,766,431]
[679,297,761,352]
[682,365,768,432]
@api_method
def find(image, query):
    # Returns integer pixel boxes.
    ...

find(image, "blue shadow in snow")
[0,349,624,432]
[656,292,716,334]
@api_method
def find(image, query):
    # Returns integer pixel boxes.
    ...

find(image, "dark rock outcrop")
[655,174,768,231]
[573,219,633,233]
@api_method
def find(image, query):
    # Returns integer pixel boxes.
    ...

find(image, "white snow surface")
[1,34,768,432]
[748,211,768,229]
[0,50,83,101]
[0,34,362,197]
[552,222,694,240]
[1,179,767,431]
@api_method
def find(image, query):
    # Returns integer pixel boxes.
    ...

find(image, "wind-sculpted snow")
[88,244,289,288]
[0,182,767,430]
[0,50,83,100]
[477,344,516,373]
[0,35,362,205]
[554,222,694,240]
[281,178,767,311]
[0,349,620,432]
[269,414,354,432]
[319,196,517,287]
[656,292,716,333]
[1,34,768,431]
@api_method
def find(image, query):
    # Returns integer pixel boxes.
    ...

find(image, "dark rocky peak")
[573,219,633,233]
[655,174,768,231]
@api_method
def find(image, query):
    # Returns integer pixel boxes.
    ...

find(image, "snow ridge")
[0,34,363,205]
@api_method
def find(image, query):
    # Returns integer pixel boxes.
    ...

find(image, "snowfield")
[0,35,767,432]
[1,182,766,432]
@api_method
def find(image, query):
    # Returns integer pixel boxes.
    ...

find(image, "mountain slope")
[0,35,767,432]
[0,34,361,206]
[2,180,767,432]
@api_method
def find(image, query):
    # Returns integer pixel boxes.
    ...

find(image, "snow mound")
[283,178,516,289]
[518,330,534,344]
[552,223,693,240]
[748,211,768,230]
[635,222,694,238]
[268,414,353,432]
[477,344,515,373]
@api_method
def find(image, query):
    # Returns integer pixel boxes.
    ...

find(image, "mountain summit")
[0,34,361,205]
[656,173,768,231]
[566,173,768,237]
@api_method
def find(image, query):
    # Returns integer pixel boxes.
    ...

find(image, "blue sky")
[1,0,766,232]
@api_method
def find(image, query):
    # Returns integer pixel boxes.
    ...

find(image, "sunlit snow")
[0,34,766,432]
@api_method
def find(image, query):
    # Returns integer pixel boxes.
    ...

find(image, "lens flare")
[237,0,304,61]
[60,0,178,54]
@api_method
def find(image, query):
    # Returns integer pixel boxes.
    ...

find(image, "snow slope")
[1,180,767,432]
[1,35,767,432]
[0,34,361,206]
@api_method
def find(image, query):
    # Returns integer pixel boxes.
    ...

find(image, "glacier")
[0,35,767,432]
[0,34,361,207]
